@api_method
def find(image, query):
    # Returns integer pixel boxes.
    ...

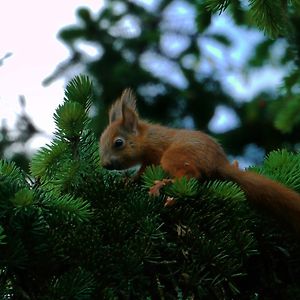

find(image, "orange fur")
[100,89,300,231]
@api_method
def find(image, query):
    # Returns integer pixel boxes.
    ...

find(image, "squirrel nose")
[102,162,115,170]
[102,158,121,170]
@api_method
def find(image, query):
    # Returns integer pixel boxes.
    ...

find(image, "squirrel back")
[100,89,300,231]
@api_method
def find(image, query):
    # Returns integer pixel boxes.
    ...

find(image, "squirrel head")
[100,89,143,170]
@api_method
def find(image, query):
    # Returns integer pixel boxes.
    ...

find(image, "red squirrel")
[100,89,300,231]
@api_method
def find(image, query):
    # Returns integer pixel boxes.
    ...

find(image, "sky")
[0,0,287,163]
[0,0,101,154]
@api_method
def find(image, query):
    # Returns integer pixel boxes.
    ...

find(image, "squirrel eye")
[114,137,125,148]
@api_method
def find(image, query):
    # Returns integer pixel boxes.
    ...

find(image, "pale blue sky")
[0,0,100,154]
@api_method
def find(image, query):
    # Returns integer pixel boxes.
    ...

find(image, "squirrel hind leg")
[160,150,201,179]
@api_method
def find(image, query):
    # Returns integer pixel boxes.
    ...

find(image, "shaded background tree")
[44,0,300,165]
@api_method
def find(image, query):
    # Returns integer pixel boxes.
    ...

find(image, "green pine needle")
[30,141,69,178]
[10,189,34,207]
[64,75,93,110]
[264,149,298,171]
[49,268,96,299]
[142,165,168,189]
[11,206,48,238]
[0,160,27,187]
[205,0,290,38]
[262,149,300,191]
[52,160,81,191]
[5,239,29,269]
[249,0,286,38]
[54,101,88,140]
[204,180,245,202]
[0,225,6,245]
[167,177,199,198]
[142,166,199,198]
[42,194,92,223]
[204,0,231,13]
[0,160,27,205]
[274,96,300,133]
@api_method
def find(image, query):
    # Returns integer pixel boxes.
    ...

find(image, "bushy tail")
[218,164,300,231]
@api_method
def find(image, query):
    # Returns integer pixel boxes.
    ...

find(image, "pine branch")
[0,225,6,245]
[249,0,287,38]
[257,149,300,192]
[30,141,69,179]
[54,101,88,141]
[47,268,96,299]
[142,165,169,189]
[274,96,300,133]
[0,161,29,214]
[3,75,300,298]
[205,0,231,13]
[41,193,92,224]
[204,0,291,38]
[0,160,27,187]
[168,176,199,198]
[10,189,34,207]
[64,75,93,111]
[203,180,245,202]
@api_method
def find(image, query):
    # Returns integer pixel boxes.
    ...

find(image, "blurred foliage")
[205,0,300,141]
[1,52,41,171]
[43,0,300,164]
[0,52,12,66]
[0,95,40,173]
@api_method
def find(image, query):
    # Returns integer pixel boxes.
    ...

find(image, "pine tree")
[204,0,298,38]
[1,75,300,299]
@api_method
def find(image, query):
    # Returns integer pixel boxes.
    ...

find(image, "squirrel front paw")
[148,179,174,197]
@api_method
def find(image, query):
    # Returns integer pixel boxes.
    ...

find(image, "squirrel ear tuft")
[121,100,139,134]
[120,88,137,112]
[109,88,137,124]
[109,98,123,123]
